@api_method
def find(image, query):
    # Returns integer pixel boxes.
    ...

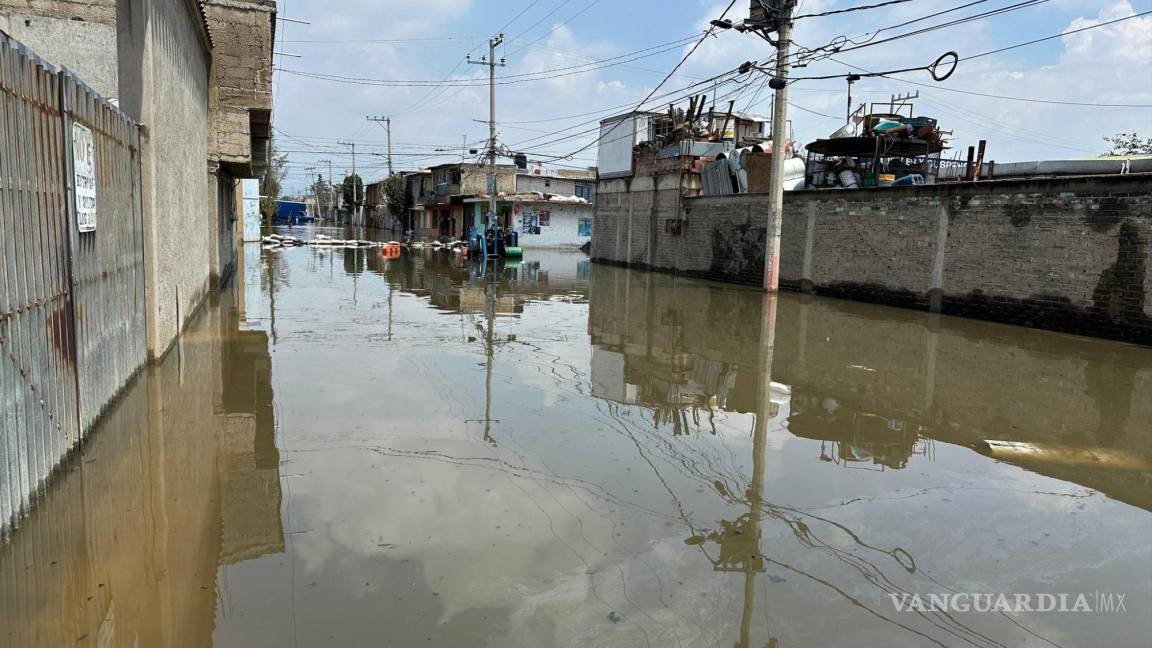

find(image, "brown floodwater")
[2,224,1150,647]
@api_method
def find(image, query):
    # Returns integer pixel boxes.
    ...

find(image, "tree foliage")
[261,137,288,220]
[311,175,335,214]
[341,174,364,211]
[383,174,412,222]
[1103,132,1152,156]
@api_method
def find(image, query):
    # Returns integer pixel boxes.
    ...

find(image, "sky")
[271,0,1152,191]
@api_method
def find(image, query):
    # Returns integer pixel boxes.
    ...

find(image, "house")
[420,162,517,239]
[414,161,598,247]
[405,170,432,235]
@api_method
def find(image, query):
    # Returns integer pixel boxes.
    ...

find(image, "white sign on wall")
[72,123,97,233]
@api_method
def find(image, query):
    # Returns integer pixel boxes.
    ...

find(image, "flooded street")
[3,225,1150,647]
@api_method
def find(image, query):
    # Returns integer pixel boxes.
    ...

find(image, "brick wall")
[592,173,1152,344]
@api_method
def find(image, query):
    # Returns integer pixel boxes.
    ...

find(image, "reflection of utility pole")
[689,292,779,648]
[483,280,496,445]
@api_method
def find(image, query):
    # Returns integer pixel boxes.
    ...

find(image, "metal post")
[763,1,794,292]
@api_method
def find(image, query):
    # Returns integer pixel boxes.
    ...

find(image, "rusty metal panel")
[60,71,147,438]
[0,33,145,535]
[701,159,735,196]
[0,34,81,534]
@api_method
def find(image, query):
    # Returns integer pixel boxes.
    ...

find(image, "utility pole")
[469,33,505,256]
[366,116,393,175]
[318,158,332,220]
[762,1,794,292]
[337,140,358,225]
[305,166,317,217]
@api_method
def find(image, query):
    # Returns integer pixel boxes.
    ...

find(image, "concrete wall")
[0,0,118,98]
[118,0,213,359]
[593,174,1152,343]
[514,202,593,248]
[515,173,595,200]
[204,0,274,287]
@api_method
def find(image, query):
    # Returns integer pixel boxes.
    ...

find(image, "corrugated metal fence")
[0,33,146,535]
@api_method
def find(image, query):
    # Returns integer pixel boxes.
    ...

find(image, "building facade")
[0,0,276,359]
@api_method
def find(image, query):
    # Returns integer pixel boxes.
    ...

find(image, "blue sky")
[272,0,1152,191]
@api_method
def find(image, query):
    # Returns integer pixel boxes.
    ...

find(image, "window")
[575,184,592,200]
[450,169,462,184]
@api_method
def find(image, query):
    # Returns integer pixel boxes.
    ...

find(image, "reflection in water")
[1,232,1150,647]
[0,284,281,647]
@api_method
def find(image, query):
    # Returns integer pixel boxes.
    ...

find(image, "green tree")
[1103,132,1152,156]
[383,174,412,229]
[261,137,288,221]
[341,174,364,212]
[311,175,334,216]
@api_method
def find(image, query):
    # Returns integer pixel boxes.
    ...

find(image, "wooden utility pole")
[763,1,795,292]
[367,116,394,175]
[469,33,505,256]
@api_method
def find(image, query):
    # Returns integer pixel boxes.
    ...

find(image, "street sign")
[72,123,97,233]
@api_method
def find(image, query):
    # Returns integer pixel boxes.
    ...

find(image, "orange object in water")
[460,246,469,258]
[381,244,401,260]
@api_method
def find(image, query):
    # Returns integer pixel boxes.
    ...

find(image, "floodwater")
[2,224,1150,648]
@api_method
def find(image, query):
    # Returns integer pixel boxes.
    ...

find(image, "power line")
[275,35,702,88]
[507,0,606,56]
[810,10,1152,107]
[962,9,1152,61]
[536,0,742,161]
[794,0,1053,66]
[794,0,913,19]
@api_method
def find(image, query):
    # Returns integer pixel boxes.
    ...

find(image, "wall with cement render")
[515,173,594,200]
[0,1,118,98]
[515,202,593,248]
[117,0,212,359]
[593,174,1152,343]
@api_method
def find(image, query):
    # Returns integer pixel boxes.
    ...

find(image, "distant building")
[416,162,597,247]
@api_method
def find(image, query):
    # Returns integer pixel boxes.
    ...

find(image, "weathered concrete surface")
[0,0,118,98]
[593,174,1152,343]
[117,0,213,359]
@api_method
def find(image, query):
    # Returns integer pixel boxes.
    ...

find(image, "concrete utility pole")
[318,158,332,219]
[366,116,393,175]
[469,33,506,255]
[763,1,794,292]
[337,140,359,224]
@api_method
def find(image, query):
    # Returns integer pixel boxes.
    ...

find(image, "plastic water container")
[839,170,859,188]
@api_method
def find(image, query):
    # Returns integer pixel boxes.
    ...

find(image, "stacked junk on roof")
[667,91,951,196]
[632,89,1151,196]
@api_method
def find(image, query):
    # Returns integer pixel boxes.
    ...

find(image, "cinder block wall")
[0,0,119,98]
[593,173,1152,343]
